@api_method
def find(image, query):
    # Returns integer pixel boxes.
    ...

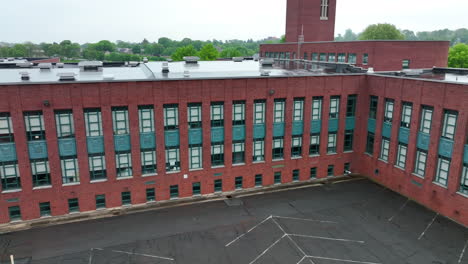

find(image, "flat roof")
[373,68,468,85]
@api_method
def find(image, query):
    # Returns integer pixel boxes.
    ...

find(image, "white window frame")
[189,146,202,170]
[312,98,322,120]
[165,148,180,171]
[414,150,427,177]
[293,99,304,121]
[84,109,103,137]
[115,152,132,178]
[419,107,433,134]
[327,133,337,154]
[396,144,408,169]
[61,157,79,184]
[253,140,265,162]
[254,101,266,124]
[435,157,450,186]
[55,111,74,138]
[401,103,412,128]
[274,100,285,123]
[380,138,390,161]
[112,108,129,135]
[441,110,457,140]
[384,100,394,123]
[139,106,155,133]
[329,97,340,119]
[141,150,157,174]
[164,106,179,128]
[232,102,245,124]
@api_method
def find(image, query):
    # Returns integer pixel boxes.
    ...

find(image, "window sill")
[117,176,133,180]
[255,185,262,188]
[272,158,284,162]
[166,171,180,174]
[40,215,52,219]
[432,181,448,189]
[364,153,373,157]
[326,153,337,156]
[456,192,468,199]
[412,173,425,179]
[274,183,281,185]
[90,179,107,183]
[378,159,389,164]
[232,163,246,167]
[9,219,22,223]
[189,168,203,172]
[96,207,107,211]
[309,154,320,157]
[211,166,225,169]
[343,151,354,154]
[142,173,158,177]
[320,17,329,21]
[291,156,302,159]
[33,185,52,190]
[62,182,80,187]
[214,191,223,194]
[170,197,179,200]
[252,161,265,164]
[394,165,405,171]
[2,188,22,194]
[68,211,80,215]
[193,194,202,197]
[146,200,157,204]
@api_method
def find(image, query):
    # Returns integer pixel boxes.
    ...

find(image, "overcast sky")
[2,0,467,43]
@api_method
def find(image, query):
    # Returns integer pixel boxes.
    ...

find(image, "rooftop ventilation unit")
[183,56,199,64]
[19,72,30,81]
[57,63,64,68]
[260,58,274,67]
[57,72,76,81]
[103,74,115,80]
[7,58,14,61]
[38,63,52,70]
[78,61,103,72]
[128,61,139,67]
[143,57,148,63]
[260,70,270,76]
[233,57,244,62]
[162,62,170,73]
[367,67,374,73]
[402,69,424,76]
[16,62,32,68]
[183,70,190,77]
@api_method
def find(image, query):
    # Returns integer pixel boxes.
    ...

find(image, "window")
[192,182,201,196]
[255,174,262,187]
[380,138,390,161]
[414,150,427,177]
[312,97,323,120]
[24,111,45,141]
[84,108,103,136]
[39,202,51,217]
[254,100,266,124]
[96,194,106,209]
[8,206,21,222]
[319,53,327,61]
[309,134,320,155]
[164,104,179,130]
[116,151,132,178]
[141,150,157,175]
[187,103,202,129]
[344,130,354,152]
[232,141,245,164]
[400,102,413,128]
[253,139,265,162]
[293,98,304,121]
[211,143,224,166]
[274,172,282,184]
[139,105,155,132]
[146,188,156,202]
[419,106,433,134]
[165,148,180,171]
[369,96,378,119]
[402,59,410,69]
[329,96,340,119]
[292,169,299,182]
[55,110,74,138]
[365,133,375,155]
[396,144,408,169]
[232,101,245,125]
[312,53,318,61]
[214,179,222,192]
[346,95,357,117]
[344,163,351,174]
[328,53,336,62]
[89,154,106,181]
[121,191,131,205]
[211,102,224,127]
[272,137,284,159]
[460,165,468,195]
[327,133,337,154]
[384,99,394,123]
[235,176,243,190]
[363,54,369,65]
[0,162,20,190]
[337,53,346,63]
[189,145,202,169]
[0,113,14,143]
[291,136,302,157]
[435,157,450,186]
[348,54,357,64]
[310,167,317,179]
[31,159,51,187]
[274,99,285,123]
[327,165,334,177]
[170,185,179,199]
[68,198,79,213]
[112,107,129,135]
[441,110,457,140]
[61,157,79,184]
[303,53,308,60]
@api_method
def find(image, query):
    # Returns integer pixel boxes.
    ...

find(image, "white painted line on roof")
[272,215,337,224]
[225,215,272,247]
[271,217,287,234]
[88,249,94,264]
[418,213,438,240]
[296,256,307,264]
[248,234,286,264]
[458,240,468,263]
[110,250,174,261]
[287,234,365,244]
[388,198,409,222]
[306,255,382,264]
[287,235,312,261]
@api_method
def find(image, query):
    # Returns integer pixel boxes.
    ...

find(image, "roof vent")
[183,70,190,77]
[57,63,64,68]
[129,61,139,67]
[7,58,14,61]
[57,72,76,81]
[367,67,374,73]
[78,61,103,72]
[183,56,199,64]
[260,58,274,67]
[16,62,32,68]
[38,63,52,70]
[402,69,423,76]
[103,74,115,80]
[143,57,148,63]
[162,62,170,73]
[233,57,244,62]
[260,70,270,76]
[19,72,30,81]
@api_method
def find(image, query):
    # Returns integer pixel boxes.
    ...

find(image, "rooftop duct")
[57,72,76,81]
[38,63,52,70]
[183,70,190,77]
[128,61,139,67]
[57,63,64,68]
[162,62,170,73]
[16,62,32,68]
[78,61,103,72]
[183,56,199,64]
[19,72,30,81]
[260,70,270,76]
[233,57,244,62]
[260,58,274,67]
[103,74,115,80]
[143,57,148,63]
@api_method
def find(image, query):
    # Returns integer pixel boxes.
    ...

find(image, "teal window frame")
[210,102,224,127]
[441,110,457,140]
[24,111,45,141]
[291,136,302,157]
[141,149,157,175]
[214,179,222,192]
[255,174,262,187]
[310,167,317,178]
[235,176,243,190]
[189,145,203,169]
[312,53,318,61]
[365,132,375,155]
[165,147,180,171]
[170,185,179,198]
[346,95,357,117]
[89,154,106,181]
[435,157,450,186]
[84,108,103,137]
[460,165,468,195]
[8,206,21,221]
[344,163,350,173]
[254,100,266,124]
[39,202,51,217]
[328,53,336,62]
[312,97,323,120]
[274,99,285,123]
[348,53,357,64]
[319,53,327,61]
[327,165,334,177]
[380,138,390,161]
[414,149,427,177]
[419,106,433,134]
[0,113,14,143]
[396,143,408,169]
[163,104,179,130]
[303,52,308,60]
[344,130,354,152]
[112,107,129,135]
[61,156,79,184]
[293,98,304,121]
[0,162,21,190]
[95,194,106,209]
[188,103,202,129]
[309,134,320,155]
[272,137,284,160]
[384,99,394,123]
[121,191,131,205]
[401,102,412,128]
[138,105,155,133]
[337,53,346,62]
[274,171,281,184]
[253,139,265,162]
[363,54,369,65]
[31,159,51,187]
[68,198,79,213]
[327,133,337,154]
[146,188,156,202]
[192,182,201,196]
[211,143,224,167]
[115,151,132,178]
[329,96,340,119]
[292,169,299,182]
[320,0,329,18]
[55,110,74,139]
[402,59,410,69]
[232,141,245,164]
[369,96,378,119]
[233,101,246,125]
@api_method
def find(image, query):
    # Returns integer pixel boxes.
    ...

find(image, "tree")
[171,45,198,61]
[448,43,468,68]
[219,47,242,58]
[359,23,405,40]
[401,30,418,40]
[280,35,286,43]
[92,40,116,52]
[198,44,219,61]
[11,44,28,57]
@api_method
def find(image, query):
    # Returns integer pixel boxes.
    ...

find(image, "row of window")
[5,163,351,222]
[264,52,366,65]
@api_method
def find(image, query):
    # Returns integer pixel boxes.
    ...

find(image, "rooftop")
[374,68,468,84]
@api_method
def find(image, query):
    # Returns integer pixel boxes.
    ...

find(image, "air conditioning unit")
[57,72,76,81]
[260,70,270,77]
[19,72,30,81]
[162,62,169,73]
[78,61,103,72]
[183,56,200,64]
[57,63,64,68]
[38,63,52,70]
[16,62,32,68]
[232,57,244,62]
[260,58,274,67]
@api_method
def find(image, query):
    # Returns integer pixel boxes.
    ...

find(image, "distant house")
[118,48,133,54]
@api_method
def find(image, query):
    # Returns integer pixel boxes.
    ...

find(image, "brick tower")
[285,0,336,42]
